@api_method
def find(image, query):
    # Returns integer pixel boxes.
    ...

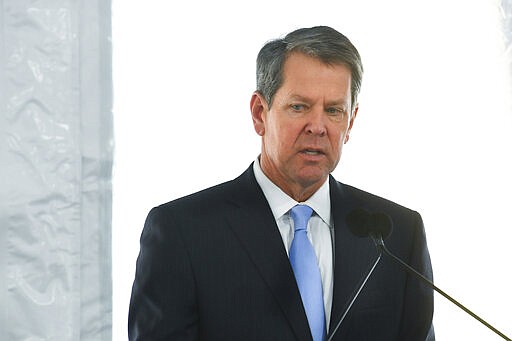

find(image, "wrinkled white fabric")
[505,0,512,52]
[0,1,112,340]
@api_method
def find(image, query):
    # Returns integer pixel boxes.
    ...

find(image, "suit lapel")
[225,166,312,341]
[328,177,378,337]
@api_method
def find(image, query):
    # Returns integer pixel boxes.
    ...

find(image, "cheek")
[263,121,292,155]
[273,120,299,145]
[328,126,346,146]
[327,129,349,160]
[331,139,343,156]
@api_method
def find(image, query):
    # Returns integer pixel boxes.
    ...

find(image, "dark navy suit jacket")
[129,164,435,340]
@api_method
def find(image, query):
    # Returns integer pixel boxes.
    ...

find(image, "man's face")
[251,52,357,201]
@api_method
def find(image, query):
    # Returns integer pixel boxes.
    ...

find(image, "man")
[129,26,435,340]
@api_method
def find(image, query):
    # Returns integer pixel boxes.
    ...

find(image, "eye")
[290,104,306,112]
[326,107,346,116]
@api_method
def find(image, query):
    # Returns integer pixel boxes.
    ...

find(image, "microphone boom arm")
[327,250,382,341]
[371,234,512,341]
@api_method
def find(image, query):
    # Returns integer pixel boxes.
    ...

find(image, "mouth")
[300,148,325,156]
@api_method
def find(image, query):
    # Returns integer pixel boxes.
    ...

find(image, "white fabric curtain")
[0,1,113,340]
[506,0,512,61]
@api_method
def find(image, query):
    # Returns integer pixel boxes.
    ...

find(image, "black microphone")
[346,208,393,241]
[352,210,511,341]
[326,208,389,341]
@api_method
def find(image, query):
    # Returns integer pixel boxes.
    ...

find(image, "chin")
[295,171,329,188]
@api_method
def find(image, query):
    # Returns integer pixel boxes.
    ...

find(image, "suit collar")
[225,165,313,341]
[328,176,380,336]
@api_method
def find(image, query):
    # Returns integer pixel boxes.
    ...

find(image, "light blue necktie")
[289,205,326,341]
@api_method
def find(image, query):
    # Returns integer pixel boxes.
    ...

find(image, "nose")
[305,107,327,136]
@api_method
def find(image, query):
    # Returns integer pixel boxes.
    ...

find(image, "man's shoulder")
[331,177,420,219]
[331,179,426,256]
[156,165,257,213]
[158,179,235,211]
[143,165,263,237]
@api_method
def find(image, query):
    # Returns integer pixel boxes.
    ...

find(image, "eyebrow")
[288,94,311,102]
[289,94,350,107]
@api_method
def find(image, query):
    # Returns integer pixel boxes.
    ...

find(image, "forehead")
[279,52,352,103]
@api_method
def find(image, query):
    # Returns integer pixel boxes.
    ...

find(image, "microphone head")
[346,208,393,240]
[346,208,373,237]
[371,212,393,240]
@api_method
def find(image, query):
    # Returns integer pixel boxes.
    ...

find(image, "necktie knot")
[291,205,313,232]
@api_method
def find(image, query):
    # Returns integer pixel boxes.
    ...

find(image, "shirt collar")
[253,158,332,227]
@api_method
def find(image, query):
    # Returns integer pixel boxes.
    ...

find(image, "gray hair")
[256,26,363,111]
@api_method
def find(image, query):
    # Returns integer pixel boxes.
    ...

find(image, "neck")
[258,159,326,202]
[284,183,323,202]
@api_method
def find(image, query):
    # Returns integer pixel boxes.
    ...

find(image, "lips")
[300,148,325,156]
[303,150,322,155]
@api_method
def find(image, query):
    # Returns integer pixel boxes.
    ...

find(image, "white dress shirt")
[253,159,334,328]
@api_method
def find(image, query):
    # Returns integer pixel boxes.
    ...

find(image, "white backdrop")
[113,0,512,340]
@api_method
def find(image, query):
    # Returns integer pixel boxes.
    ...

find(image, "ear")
[344,104,358,144]
[250,92,268,136]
